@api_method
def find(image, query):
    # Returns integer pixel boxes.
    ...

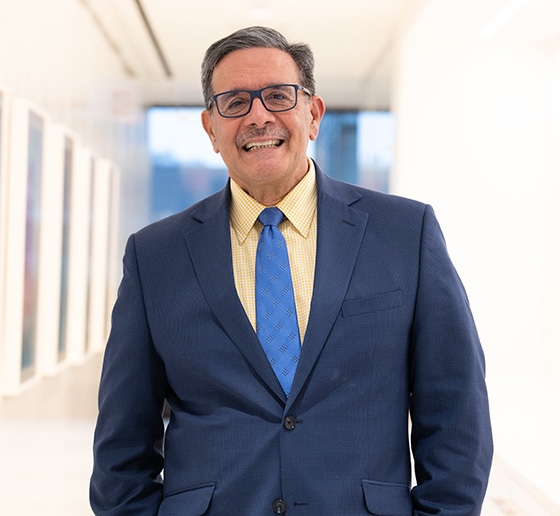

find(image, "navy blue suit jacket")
[91,164,492,515]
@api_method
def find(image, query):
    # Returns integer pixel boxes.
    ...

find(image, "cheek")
[209,128,226,154]
[295,112,319,142]
[214,125,240,155]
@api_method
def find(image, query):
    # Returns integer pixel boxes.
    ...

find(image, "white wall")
[392,0,560,504]
[0,0,151,401]
[0,0,151,244]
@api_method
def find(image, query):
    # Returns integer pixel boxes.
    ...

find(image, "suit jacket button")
[283,416,297,430]
[272,499,287,513]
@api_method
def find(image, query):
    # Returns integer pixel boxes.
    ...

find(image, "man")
[91,26,492,515]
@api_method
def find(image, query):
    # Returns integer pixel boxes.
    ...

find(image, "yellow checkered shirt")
[229,160,317,343]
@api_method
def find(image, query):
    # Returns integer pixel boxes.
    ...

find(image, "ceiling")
[84,0,417,111]
[83,0,560,112]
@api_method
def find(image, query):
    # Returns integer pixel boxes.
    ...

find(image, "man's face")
[201,47,325,200]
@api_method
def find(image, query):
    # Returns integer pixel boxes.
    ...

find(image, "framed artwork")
[58,133,76,363]
[65,146,95,365]
[0,87,10,385]
[0,98,121,396]
[48,140,120,366]
[104,164,121,338]
[35,125,80,376]
[86,157,112,355]
[0,97,122,396]
[1,98,49,394]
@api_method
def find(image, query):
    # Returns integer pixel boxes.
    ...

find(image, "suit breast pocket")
[341,290,403,317]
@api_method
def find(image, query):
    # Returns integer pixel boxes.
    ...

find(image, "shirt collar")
[230,158,317,244]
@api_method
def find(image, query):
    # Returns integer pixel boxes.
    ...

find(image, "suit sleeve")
[409,205,493,515]
[90,234,167,515]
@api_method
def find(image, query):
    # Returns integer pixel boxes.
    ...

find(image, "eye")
[268,90,288,101]
[218,92,250,114]
[264,87,294,107]
[225,96,249,110]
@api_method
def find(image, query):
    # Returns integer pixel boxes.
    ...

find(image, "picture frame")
[65,146,95,365]
[35,125,81,376]
[1,98,50,394]
[0,93,122,398]
[0,87,11,390]
[105,164,121,337]
[86,157,113,355]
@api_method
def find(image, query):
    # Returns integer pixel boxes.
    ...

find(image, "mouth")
[243,139,283,152]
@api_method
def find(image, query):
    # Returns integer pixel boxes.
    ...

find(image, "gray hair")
[201,26,316,108]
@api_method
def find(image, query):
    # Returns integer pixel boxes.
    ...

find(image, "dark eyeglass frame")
[208,84,312,118]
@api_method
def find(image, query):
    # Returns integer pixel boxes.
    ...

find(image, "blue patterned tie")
[256,207,301,395]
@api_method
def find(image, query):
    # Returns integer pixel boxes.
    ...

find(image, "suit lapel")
[183,171,369,405]
[287,170,368,405]
[183,186,286,401]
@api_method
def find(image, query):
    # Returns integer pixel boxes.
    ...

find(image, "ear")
[308,95,326,142]
[201,109,220,153]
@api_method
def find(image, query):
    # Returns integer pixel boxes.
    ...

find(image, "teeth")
[245,139,281,151]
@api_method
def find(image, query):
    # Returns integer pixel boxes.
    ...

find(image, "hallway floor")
[0,355,558,515]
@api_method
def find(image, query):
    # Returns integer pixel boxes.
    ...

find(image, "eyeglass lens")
[216,85,299,117]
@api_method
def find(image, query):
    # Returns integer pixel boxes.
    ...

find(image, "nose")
[244,96,275,127]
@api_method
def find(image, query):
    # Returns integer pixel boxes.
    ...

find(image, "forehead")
[212,47,300,92]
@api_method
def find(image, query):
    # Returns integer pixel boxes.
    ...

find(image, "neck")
[249,188,290,207]
[238,163,310,206]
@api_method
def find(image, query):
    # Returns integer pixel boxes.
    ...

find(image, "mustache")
[236,127,289,148]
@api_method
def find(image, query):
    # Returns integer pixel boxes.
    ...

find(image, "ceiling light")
[479,0,528,39]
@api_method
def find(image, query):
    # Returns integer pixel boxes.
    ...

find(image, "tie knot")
[258,207,284,228]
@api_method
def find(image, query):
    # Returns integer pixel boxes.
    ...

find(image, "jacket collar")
[183,164,368,406]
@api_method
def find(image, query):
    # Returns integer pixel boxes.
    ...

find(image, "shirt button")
[272,499,287,513]
[283,416,297,430]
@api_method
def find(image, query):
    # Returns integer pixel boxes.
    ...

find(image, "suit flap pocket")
[158,482,216,516]
[362,479,412,515]
[342,290,403,317]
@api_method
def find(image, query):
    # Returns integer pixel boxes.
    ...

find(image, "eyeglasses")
[208,84,312,118]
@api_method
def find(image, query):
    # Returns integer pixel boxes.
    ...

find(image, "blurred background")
[0,0,559,514]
